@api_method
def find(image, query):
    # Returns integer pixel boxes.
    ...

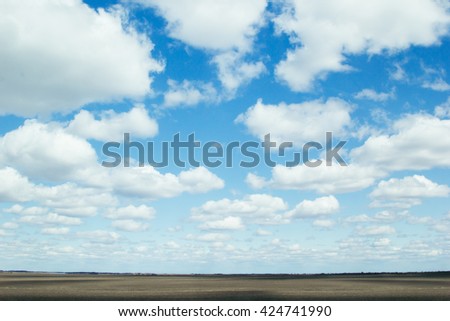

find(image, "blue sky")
[0,0,449,273]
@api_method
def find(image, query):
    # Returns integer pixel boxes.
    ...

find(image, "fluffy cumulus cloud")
[236,98,353,144]
[134,0,266,51]
[192,194,340,230]
[250,164,385,194]
[286,196,339,218]
[105,205,156,220]
[163,80,217,108]
[191,194,289,226]
[199,216,244,231]
[370,175,450,208]
[0,120,97,182]
[66,105,158,141]
[351,113,450,171]
[0,167,35,202]
[212,52,266,94]
[0,0,163,116]
[109,166,224,199]
[274,0,450,91]
[134,0,267,93]
[0,115,224,200]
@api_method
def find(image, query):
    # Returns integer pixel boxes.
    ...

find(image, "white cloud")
[187,233,230,242]
[236,98,353,144]
[354,89,395,102]
[312,219,335,228]
[422,78,450,91]
[351,113,450,171]
[373,238,391,247]
[106,166,218,199]
[245,173,269,189]
[191,194,289,226]
[255,229,272,236]
[390,63,407,81]
[19,212,82,226]
[42,227,70,235]
[274,0,450,91]
[213,52,266,94]
[163,80,217,108]
[0,167,35,202]
[357,225,396,236]
[0,118,224,200]
[2,222,19,230]
[178,167,225,194]
[344,214,374,223]
[135,0,266,52]
[287,196,339,218]
[0,0,163,116]
[66,105,158,141]
[435,98,450,118]
[134,0,267,94]
[105,205,155,220]
[265,164,385,194]
[0,120,97,182]
[370,175,450,208]
[199,216,244,230]
[76,230,120,243]
[112,219,148,232]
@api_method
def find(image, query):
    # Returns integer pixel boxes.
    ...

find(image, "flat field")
[0,272,449,300]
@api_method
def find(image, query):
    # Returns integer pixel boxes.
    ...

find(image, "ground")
[0,272,449,300]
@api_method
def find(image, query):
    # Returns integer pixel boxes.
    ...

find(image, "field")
[0,272,449,300]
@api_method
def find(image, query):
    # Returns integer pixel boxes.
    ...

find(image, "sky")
[0,0,449,274]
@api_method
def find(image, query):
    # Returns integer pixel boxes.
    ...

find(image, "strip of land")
[0,271,449,300]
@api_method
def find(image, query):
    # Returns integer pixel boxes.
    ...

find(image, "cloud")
[66,105,158,141]
[112,219,148,232]
[357,225,396,236]
[0,167,35,202]
[212,52,266,94]
[2,222,18,230]
[313,219,336,229]
[41,227,70,235]
[199,216,244,230]
[351,113,450,171]
[187,233,230,242]
[134,0,266,51]
[191,194,289,226]
[0,0,163,116]
[163,80,217,108]
[19,212,82,226]
[274,0,450,91]
[133,0,267,93]
[236,98,353,144]
[354,89,395,102]
[110,166,224,199]
[76,230,120,243]
[435,97,450,118]
[0,120,97,182]
[373,238,391,247]
[260,164,385,194]
[105,205,155,220]
[245,173,269,189]
[255,229,272,236]
[286,196,339,218]
[422,78,450,91]
[370,175,450,208]
[0,118,224,200]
